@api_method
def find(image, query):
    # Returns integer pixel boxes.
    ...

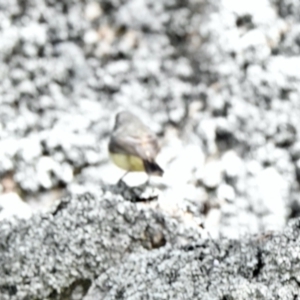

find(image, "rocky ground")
[1,192,300,299]
[1,0,300,299]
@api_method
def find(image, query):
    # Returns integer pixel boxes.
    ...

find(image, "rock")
[84,216,300,300]
[210,94,226,116]
[0,192,203,299]
[0,192,32,221]
[36,156,73,189]
[215,117,236,150]
[290,142,300,161]
[295,159,300,183]
[205,207,222,238]
[197,119,217,155]
[0,191,298,299]
[274,122,296,147]
[246,160,263,175]
[164,144,205,186]
[83,30,99,44]
[85,2,102,21]
[256,167,287,229]
[202,160,222,189]
[20,23,47,46]
[217,183,235,202]
[222,150,244,179]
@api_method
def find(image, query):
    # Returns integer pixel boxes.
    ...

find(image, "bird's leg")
[141,175,151,193]
[146,175,150,185]
[117,171,129,186]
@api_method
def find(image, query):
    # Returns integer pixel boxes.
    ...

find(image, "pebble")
[222,150,244,179]
[202,160,222,189]
[85,2,102,21]
[217,184,235,202]
[256,167,287,218]
[0,192,32,221]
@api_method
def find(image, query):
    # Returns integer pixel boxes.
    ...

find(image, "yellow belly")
[109,152,145,172]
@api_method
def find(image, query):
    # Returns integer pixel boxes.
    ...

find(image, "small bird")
[108,111,164,182]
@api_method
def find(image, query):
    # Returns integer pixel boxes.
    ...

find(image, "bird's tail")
[143,160,164,176]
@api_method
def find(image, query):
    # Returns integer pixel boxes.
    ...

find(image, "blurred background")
[1,0,300,238]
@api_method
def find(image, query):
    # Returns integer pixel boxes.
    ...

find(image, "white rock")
[198,119,217,155]
[27,189,63,213]
[0,192,32,221]
[202,160,222,189]
[205,208,221,239]
[36,156,74,187]
[210,95,225,112]
[188,100,204,118]
[222,0,276,25]
[107,60,130,75]
[164,144,205,186]
[85,150,101,164]
[268,56,300,81]
[263,214,286,231]
[0,138,19,157]
[19,137,42,161]
[119,30,138,53]
[84,30,99,44]
[169,106,185,123]
[21,23,47,45]
[123,172,148,187]
[222,150,244,178]
[36,156,57,189]
[0,26,19,57]
[23,43,37,57]
[246,160,262,175]
[156,130,182,167]
[174,57,193,77]
[58,163,74,183]
[85,2,102,21]
[217,184,235,202]
[18,80,36,95]
[257,167,287,218]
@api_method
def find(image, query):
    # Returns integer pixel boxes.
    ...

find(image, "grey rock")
[0,191,202,300]
[274,122,296,147]
[84,218,300,300]
[0,191,300,300]
[290,142,300,161]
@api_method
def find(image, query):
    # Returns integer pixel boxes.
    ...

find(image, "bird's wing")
[109,132,159,161]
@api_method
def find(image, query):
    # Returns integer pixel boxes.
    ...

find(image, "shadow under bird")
[108,111,164,181]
